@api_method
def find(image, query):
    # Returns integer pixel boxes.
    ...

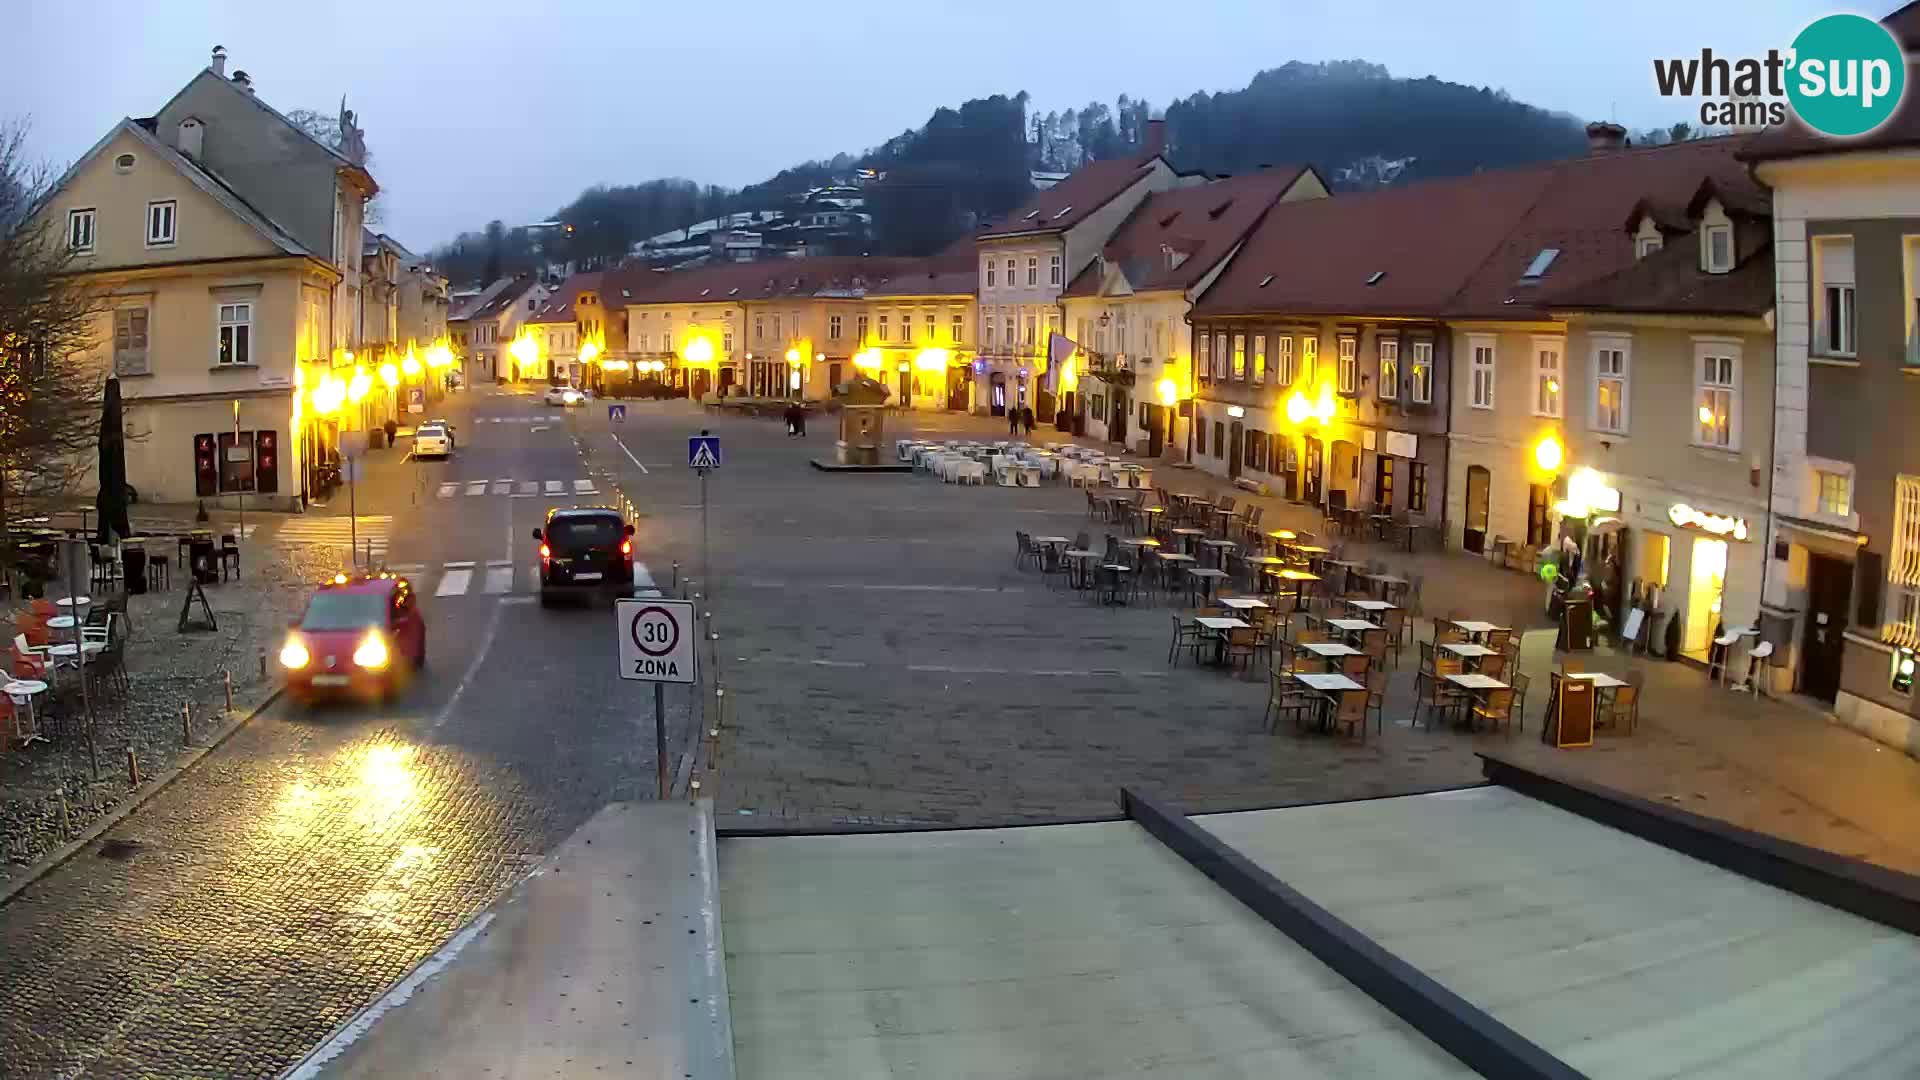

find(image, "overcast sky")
[8,0,1832,250]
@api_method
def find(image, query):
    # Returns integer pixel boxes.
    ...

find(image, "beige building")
[858,264,976,410]
[30,47,383,509]
[1059,167,1328,457]
[975,121,1191,419]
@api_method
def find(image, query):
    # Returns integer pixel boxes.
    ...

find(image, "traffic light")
[255,430,278,493]
[193,433,216,496]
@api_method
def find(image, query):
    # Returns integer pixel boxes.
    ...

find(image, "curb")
[0,684,284,908]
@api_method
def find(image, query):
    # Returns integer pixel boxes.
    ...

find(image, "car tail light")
[539,543,551,560]
[620,539,632,556]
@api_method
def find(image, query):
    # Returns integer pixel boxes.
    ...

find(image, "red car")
[279,572,427,702]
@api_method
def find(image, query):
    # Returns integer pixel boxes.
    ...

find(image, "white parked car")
[413,423,454,458]
[543,386,584,407]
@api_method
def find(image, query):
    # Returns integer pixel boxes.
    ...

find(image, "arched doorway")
[1464,465,1491,553]
[1303,436,1324,505]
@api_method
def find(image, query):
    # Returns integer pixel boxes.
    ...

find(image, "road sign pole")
[655,680,667,799]
[349,470,358,568]
[700,468,710,598]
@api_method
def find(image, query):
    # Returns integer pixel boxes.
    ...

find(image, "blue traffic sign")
[688,435,722,469]
[608,403,626,422]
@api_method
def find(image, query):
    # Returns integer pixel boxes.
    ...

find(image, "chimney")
[210,45,227,78]
[177,116,204,161]
[1586,121,1628,154]
[231,70,253,94]
[1144,118,1167,156]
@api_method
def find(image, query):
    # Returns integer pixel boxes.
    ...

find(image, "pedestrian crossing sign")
[608,403,626,422]
[688,436,721,469]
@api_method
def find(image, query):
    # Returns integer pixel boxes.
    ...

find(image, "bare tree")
[0,119,107,587]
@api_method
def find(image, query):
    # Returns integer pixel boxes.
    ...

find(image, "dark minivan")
[533,507,636,605]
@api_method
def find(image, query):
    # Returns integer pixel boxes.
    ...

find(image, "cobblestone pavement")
[0,391,691,1079]
[583,403,1920,876]
[3,518,323,876]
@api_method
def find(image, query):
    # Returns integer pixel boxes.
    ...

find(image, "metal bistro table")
[1061,549,1101,590]
[1193,615,1249,667]
[1186,567,1229,605]
[1299,641,1361,670]
[1293,671,1364,732]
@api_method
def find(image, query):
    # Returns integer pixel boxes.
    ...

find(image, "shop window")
[1374,455,1394,509]
[215,431,257,493]
[1196,413,1207,455]
[1213,421,1225,457]
[1409,461,1428,514]
[1638,531,1672,589]
[1527,483,1552,548]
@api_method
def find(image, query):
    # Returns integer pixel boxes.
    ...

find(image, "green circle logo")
[1787,14,1907,137]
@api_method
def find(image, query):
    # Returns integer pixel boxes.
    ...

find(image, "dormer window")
[1636,235,1663,259]
[1704,224,1733,273]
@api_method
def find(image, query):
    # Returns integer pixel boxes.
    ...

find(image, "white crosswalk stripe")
[475,416,553,425]
[518,481,538,495]
[573,479,598,495]
[436,479,597,499]
[544,480,563,494]
[465,480,487,496]
[437,483,458,499]
[632,560,661,597]
[482,560,514,594]
[435,567,473,596]
[275,516,390,560]
[491,479,511,495]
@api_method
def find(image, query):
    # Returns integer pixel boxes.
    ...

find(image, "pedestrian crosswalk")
[474,416,554,424]
[435,478,600,499]
[275,515,391,561]
[377,559,663,599]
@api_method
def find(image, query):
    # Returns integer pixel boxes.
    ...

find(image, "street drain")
[97,838,146,860]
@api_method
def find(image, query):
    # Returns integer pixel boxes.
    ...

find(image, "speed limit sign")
[615,598,696,684]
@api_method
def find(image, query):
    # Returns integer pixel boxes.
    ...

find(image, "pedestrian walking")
[795,405,808,437]
[1020,405,1036,436]
[1008,408,1020,436]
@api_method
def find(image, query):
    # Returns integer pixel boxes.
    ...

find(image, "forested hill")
[432,61,1604,282]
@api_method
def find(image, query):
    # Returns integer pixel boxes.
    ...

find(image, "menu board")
[1548,677,1595,748]
[1559,598,1594,652]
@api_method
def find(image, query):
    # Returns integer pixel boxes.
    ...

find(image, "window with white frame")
[1815,236,1856,356]
[1026,257,1038,286]
[1377,338,1399,400]
[1636,235,1663,259]
[1591,336,1630,434]
[67,208,95,253]
[950,312,963,342]
[1890,475,1920,644]
[1302,336,1318,384]
[754,316,764,341]
[1273,335,1294,386]
[1336,335,1357,394]
[878,314,890,342]
[1004,315,1015,345]
[982,313,995,347]
[722,331,734,355]
[1049,254,1062,285]
[1533,338,1563,417]
[1252,335,1266,384]
[216,302,252,366]
[1818,470,1852,518]
[113,306,150,375]
[924,313,936,342]
[146,200,176,246]
[1469,336,1495,409]
[1231,333,1247,380]
[984,259,995,288]
[857,314,869,342]
[1704,224,1733,273]
[1693,341,1740,449]
[1197,331,1211,380]
[828,314,842,340]
[1004,258,1015,284]
[1409,340,1433,404]
[1024,315,1036,346]
[1214,332,1228,379]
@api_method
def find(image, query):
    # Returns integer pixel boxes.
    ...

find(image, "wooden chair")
[1606,683,1640,735]
[1223,626,1261,672]
[1014,531,1039,571]
[1168,615,1208,667]
[1476,652,1508,680]
[1359,627,1388,673]
[1265,667,1313,733]
[1473,687,1516,735]
[219,534,242,580]
[1365,668,1388,734]
[1329,687,1369,741]
[1510,672,1531,731]
[1485,628,1512,653]
[1382,608,1409,666]
[1414,655,1465,729]
[1339,652,1371,681]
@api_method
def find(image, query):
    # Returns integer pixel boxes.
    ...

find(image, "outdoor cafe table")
[1326,618,1380,644]
[1032,536,1071,571]
[1293,671,1365,730]
[1273,568,1319,607]
[1186,567,1228,604]
[1361,572,1408,600]
[1446,672,1511,725]
[1566,670,1630,712]
[1442,642,1495,660]
[1117,537,1161,553]
[47,615,79,631]
[1061,549,1101,590]
[1451,619,1502,640]
[1343,598,1395,614]
[1220,596,1269,614]
[1299,641,1361,669]
[1199,538,1237,567]
[1246,556,1286,593]
[4,678,48,743]
[1193,615,1249,666]
[1168,527,1205,554]
[55,596,92,609]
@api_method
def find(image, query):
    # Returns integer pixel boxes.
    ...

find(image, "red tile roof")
[1193,135,1766,322]
[1544,233,1774,318]
[977,154,1162,239]
[1062,167,1316,298]
[527,271,601,325]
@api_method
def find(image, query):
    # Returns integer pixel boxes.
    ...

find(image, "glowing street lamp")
[784,348,801,365]
[347,367,372,404]
[379,362,399,389]
[579,340,600,366]
[401,353,422,378]
[1534,435,1564,473]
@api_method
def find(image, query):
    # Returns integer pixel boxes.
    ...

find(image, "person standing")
[1020,405,1035,436]
[1008,407,1020,436]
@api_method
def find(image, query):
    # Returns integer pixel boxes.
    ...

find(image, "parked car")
[532,507,635,605]
[543,386,584,407]
[280,572,426,702]
[412,422,454,458]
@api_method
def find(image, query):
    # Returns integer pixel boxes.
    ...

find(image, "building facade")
[860,265,976,410]
[1747,27,1920,754]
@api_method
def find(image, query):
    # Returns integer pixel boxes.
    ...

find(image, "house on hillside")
[24,45,381,509]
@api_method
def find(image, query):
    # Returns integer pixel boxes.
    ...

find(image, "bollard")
[59,795,70,836]
[126,747,140,786]
[671,562,680,591]
[224,670,233,713]
[259,648,267,680]
[182,703,192,745]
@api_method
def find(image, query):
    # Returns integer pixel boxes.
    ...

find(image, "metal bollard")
[671,561,680,591]
[182,703,192,745]
[259,648,267,679]
[224,670,233,713]
[126,748,140,786]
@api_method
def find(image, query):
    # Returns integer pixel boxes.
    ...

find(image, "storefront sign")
[1383,430,1417,459]
[1668,503,1749,541]
[1362,429,1377,451]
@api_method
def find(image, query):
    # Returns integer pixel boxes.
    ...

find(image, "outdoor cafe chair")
[1414,655,1466,729]
[1223,626,1261,673]
[1605,682,1640,735]
[1339,652,1371,681]
[1472,687,1516,735]
[11,634,51,681]
[1485,627,1512,653]
[1014,531,1039,571]
[1476,652,1508,681]
[1366,668,1388,734]
[1329,687,1369,741]
[1382,608,1409,665]
[1509,672,1531,730]
[1168,614,1210,667]
[1264,667,1311,733]
[1360,627,1389,672]
[219,534,242,580]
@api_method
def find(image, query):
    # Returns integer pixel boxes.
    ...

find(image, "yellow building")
[858,264,977,410]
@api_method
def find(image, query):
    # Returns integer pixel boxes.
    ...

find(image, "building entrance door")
[1464,465,1491,554]
[1802,554,1852,701]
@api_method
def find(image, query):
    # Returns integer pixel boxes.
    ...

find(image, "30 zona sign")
[615,598,697,684]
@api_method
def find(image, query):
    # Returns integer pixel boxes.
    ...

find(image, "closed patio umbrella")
[94,376,130,547]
